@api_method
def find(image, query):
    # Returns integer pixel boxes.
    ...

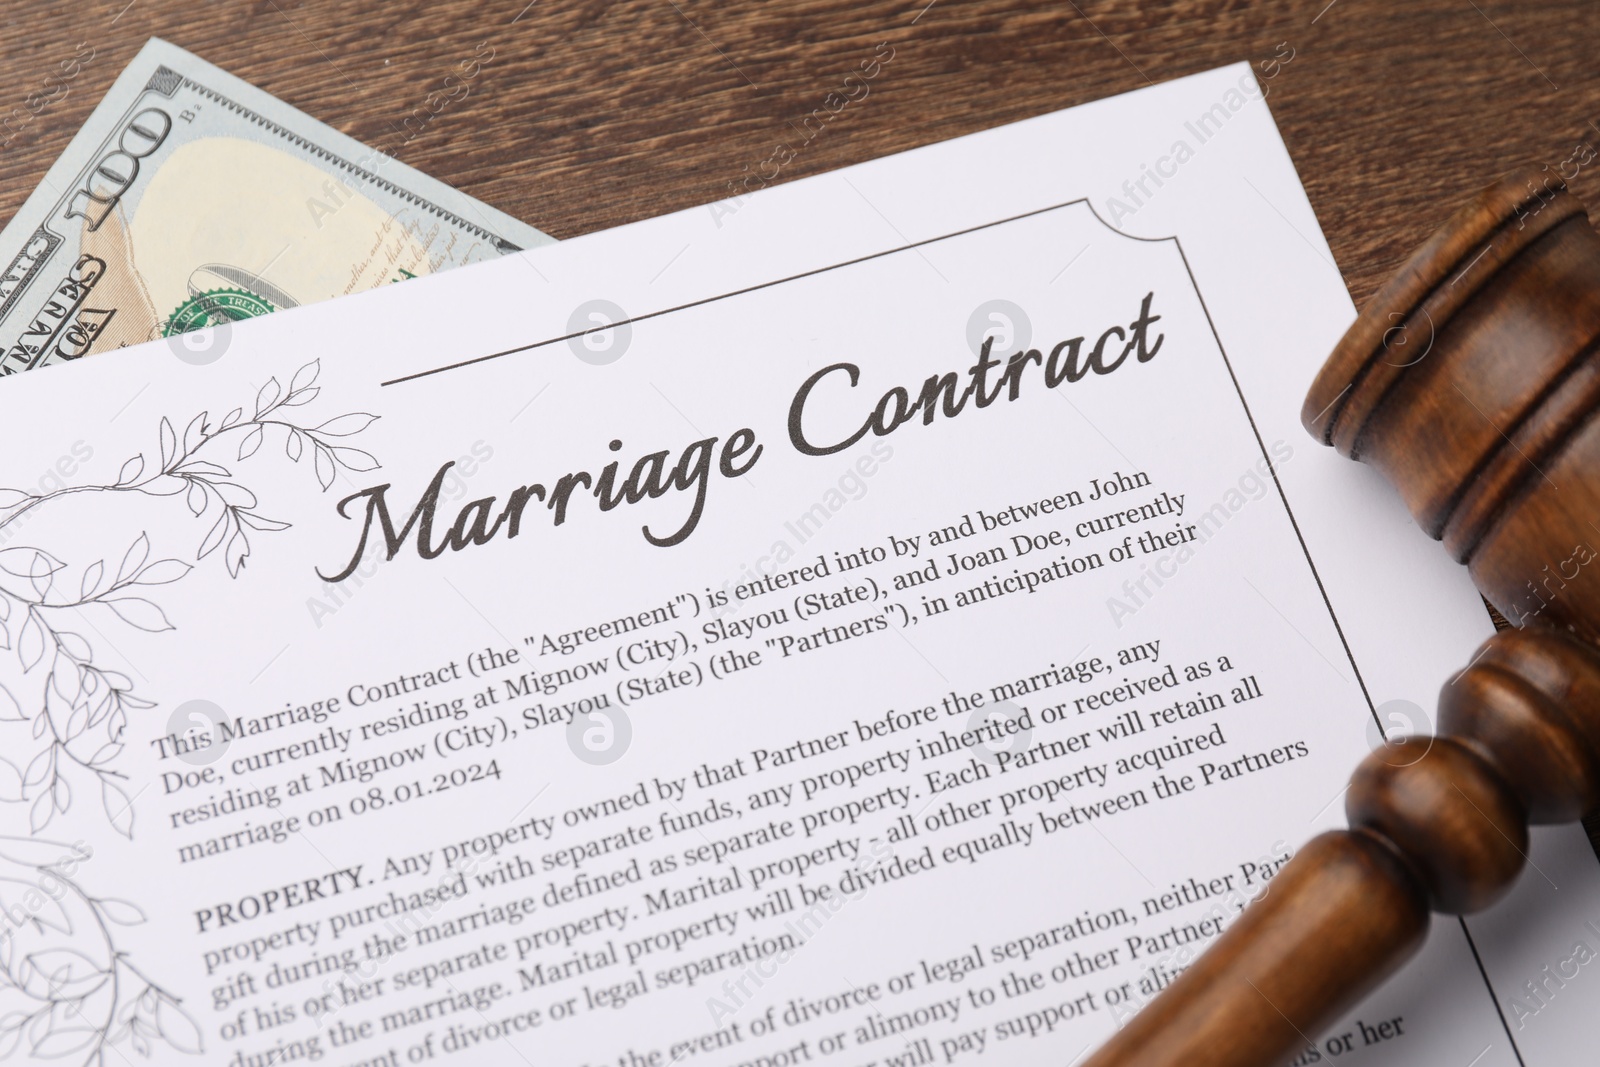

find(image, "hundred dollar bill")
[0,37,552,373]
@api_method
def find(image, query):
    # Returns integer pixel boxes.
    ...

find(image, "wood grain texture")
[3,0,1600,311]
[1080,830,1431,1067]
[1095,160,1600,1067]
[1085,626,1600,1066]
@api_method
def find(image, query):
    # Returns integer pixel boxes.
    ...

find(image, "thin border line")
[378,195,1535,1052]
[1167,239,1380,724]
[379,198,1091,386]
[390,198,1385,741]
[1170,237,1527,1063]
[1458,916,1528,1066]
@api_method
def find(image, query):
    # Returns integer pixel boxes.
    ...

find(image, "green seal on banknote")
[162,288,276,336]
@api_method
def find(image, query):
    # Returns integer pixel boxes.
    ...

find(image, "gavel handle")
[1085,625,1600,1067]
[1081,831,1427,1066]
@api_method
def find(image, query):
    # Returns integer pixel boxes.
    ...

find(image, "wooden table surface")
[2,0,1596,312]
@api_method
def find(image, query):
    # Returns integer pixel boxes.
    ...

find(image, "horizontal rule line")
[379,197,1094,387]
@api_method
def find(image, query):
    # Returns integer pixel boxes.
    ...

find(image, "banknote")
[0,37,552,373]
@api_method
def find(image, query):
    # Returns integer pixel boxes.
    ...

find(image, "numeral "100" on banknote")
[62,108,172,231]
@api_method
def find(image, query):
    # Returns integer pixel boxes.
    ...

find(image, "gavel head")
[1304,164,1600,642]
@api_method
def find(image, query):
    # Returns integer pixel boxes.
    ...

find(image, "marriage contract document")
[0,64,1594,1067]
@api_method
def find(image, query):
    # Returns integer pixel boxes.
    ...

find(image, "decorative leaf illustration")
[225,530,250,578]
[22,750,51,789]
[64,699,88,742]
[30,1026,99,1058]
[117,534,149,585]
[27,553,53,601]
[213,483,257,510]
[0,358,376,876]
[290,359,320,394]
[0,832,84,865]
[95,898,146,926]
[197,513,229,559]
[255,377,281,416]
[140,474,186,496]
[86,691,114,733]
[27,1002,53,1047]
[314,446,335,490]
[173,460,228,478]
[331,447,380,472]
[238,513,290,532]
[0,874,72,933]
[183,411,207,455]
[79,561,104,600]
[237,425,263,460]
[155,997,203,1055]
[21,948,104,999]
[18,614,44,671]
[55,632,90,662]
[0,856,200,1064]
[50,665,79,705]
[102,778,134,838]
[0,683,21,721]
[87,743,122,768]
[313,412,379,437]
[158,417,176,470]
[130,560,191,586]
[0,548,61,579]
[103,598,173,633]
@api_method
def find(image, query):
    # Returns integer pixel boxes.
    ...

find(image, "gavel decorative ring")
[1084,164,1600,1067]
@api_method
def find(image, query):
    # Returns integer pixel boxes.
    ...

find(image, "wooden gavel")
[1085,164,1600,1067]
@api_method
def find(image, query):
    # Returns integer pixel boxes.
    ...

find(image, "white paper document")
[0,64,1594,1067]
